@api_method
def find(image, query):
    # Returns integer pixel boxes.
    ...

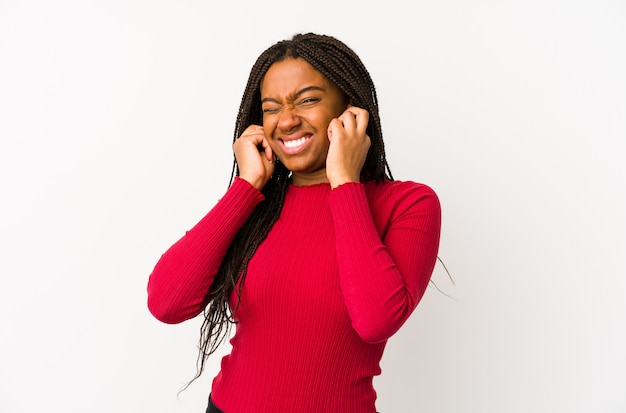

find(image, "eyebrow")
[261,86,325,104]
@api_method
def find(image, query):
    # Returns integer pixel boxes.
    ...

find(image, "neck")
[291,169,329,187]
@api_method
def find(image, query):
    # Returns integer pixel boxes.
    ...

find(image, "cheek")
[263,126,279,150]
[307,112,332,133]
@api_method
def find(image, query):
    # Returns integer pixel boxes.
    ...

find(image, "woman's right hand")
[233,124,275,191]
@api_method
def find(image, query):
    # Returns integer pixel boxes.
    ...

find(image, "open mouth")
[280,135,312,155]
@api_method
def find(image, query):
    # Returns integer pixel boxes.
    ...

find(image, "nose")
[276,106,301,131]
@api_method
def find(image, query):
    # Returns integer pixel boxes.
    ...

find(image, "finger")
[343,107,368,134]
[327,118,342,141]
[240,132,267,151]
[260,137,274,161]
[338,110,357,130]
[240,125,264,139]
[244,124,263,133]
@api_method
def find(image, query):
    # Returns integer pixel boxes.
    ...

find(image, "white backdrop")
[1,1,624,412]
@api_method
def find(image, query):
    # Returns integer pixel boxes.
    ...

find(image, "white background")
[1,1,625,412]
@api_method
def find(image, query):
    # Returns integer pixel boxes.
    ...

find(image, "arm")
[147,177,264,324]
[329,181,441,343]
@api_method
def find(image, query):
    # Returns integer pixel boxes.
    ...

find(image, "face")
[260,57,348,186]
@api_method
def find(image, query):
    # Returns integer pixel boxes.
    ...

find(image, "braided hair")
[189,32,393,386]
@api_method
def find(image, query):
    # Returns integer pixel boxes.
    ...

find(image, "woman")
[147,33,441,413]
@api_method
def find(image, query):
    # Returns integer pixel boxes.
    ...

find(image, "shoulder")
[364,179,439,209]
[363,179,441,235]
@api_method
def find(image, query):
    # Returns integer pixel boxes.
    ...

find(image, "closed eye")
[262,106,281,114]
[297,97,320,106]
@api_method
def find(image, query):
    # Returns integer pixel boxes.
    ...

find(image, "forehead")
[260,58,334,98]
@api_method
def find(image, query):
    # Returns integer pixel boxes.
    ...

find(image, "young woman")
[147,32,441,413]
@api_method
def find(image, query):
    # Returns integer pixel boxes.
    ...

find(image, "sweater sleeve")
[328,181,441,343]
[147,177,265,324]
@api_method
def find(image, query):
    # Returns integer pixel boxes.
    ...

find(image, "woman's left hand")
[325,105,371,189]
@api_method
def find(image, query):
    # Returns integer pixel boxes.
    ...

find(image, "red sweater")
[148,177,441,413]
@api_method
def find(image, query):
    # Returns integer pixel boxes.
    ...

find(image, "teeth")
[284,137,307,149]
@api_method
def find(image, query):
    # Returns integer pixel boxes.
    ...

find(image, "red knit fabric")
[147,177,441,413]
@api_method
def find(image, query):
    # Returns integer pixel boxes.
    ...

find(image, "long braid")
[187,33,393,387]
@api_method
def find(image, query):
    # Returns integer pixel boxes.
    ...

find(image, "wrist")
[239,174,265,191]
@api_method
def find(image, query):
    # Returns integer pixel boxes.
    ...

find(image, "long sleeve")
[147,177,265,324]
[199,180,439,413]
[328,181,441,343]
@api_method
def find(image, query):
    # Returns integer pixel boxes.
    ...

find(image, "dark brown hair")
[188,32,393,387]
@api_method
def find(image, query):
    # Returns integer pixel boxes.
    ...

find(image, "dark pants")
[205,395,224,413]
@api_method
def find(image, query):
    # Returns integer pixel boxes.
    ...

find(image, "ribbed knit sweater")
[147,177,441,413]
